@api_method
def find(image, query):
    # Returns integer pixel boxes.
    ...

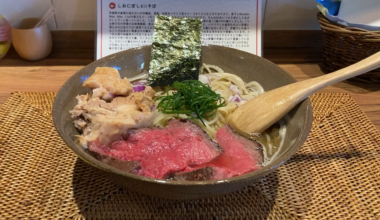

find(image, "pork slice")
[111,90,154,113]
[83,67,133,97]
[142,86,155,98]
[132,92,153,112]
[74,118,87,129]
[91,87,112,101]
[111,96,136,107]
[71,94,155,148]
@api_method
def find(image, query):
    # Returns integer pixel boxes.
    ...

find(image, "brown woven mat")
[1,92,380,219]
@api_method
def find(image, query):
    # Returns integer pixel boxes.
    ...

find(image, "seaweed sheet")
[148,15,202,86]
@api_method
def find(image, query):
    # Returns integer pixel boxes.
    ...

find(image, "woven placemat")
[1,92,379,219]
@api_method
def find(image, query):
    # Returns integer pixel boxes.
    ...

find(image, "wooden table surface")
[0,64,379,131]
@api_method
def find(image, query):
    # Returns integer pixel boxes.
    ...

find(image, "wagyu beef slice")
[87,119,223,179]
[174,125,264,180]
[211,125,263,178]
[165,119,223,166]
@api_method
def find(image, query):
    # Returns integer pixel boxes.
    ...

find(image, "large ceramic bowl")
[53,45,313,200]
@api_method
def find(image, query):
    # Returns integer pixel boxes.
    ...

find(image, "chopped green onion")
[156,80,226,126]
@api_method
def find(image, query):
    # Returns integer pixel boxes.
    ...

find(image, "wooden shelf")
[0,30,324,66]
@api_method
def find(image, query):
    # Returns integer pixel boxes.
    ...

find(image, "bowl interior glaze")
[53,45,313,200]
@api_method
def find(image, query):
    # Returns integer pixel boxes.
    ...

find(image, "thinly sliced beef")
[174,125,264,180]
[165,119,223,166]
[87,119,223,179]
[211,125,263,178]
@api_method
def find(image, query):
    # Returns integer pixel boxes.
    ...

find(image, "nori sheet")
[148,15,202,86]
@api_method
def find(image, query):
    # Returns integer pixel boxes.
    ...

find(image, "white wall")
[0,0,320,30]
[0,0,97,30]
[264,0,321,30]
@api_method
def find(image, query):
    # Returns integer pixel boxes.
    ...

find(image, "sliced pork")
[87,119,223,179]
[70,89,155,148]
[83,67,133,100]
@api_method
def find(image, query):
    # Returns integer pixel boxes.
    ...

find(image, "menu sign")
[96,0,263,59]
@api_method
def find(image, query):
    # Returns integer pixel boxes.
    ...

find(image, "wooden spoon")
[228,51,380,135]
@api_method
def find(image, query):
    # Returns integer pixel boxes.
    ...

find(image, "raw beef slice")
[88,119,223,179]
[173,125,264,180]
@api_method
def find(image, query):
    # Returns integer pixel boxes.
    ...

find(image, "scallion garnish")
[156,80,226,125]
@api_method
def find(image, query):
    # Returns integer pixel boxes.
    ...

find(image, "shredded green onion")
[156,80,226,126]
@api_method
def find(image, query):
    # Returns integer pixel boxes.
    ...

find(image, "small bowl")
[11,18,52,61]
[53,45,313,200]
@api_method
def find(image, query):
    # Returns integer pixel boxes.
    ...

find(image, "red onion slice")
[108,92,115,98]
[229,84,240,94]
[229,93,242,102]
[198,75,210,84]
[133,85,146,92]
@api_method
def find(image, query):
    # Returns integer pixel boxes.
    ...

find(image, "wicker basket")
[317,12,380,83]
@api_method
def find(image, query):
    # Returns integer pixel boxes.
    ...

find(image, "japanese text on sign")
[97,0,262,59]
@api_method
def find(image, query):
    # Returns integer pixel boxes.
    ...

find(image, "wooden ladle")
[228,51,380,135]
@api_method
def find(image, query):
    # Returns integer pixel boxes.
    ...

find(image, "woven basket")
[317,12,380,83]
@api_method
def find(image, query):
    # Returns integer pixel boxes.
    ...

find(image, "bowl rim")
[53,45,313,186]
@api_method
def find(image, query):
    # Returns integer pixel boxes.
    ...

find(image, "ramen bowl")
[53,45,313,200]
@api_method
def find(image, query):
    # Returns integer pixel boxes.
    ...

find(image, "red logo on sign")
[109,2,116,9]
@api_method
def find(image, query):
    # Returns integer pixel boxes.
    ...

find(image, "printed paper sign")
[97,0,262,59]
